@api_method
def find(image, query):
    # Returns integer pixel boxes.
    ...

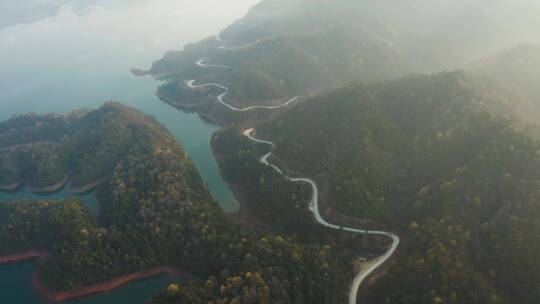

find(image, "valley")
[2,1,540,303]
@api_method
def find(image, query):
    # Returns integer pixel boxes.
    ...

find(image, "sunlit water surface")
[0,0,258,302]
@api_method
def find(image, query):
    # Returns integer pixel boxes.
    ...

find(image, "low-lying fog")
[0,0,258,119]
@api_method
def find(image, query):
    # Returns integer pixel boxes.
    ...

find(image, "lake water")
[0,0,258,303]
[0,183,98,215]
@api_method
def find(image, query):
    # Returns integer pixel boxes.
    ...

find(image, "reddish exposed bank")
[0,250,187,303]
[33,266,188,302]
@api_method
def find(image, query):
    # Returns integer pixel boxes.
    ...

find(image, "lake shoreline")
[0,250,49,265]
[0,181,24,191]
[130,68,150,77]
[155,90,201,111]
[26,175,70,193]
[153,86,235,127]
[70,178,107,194]
[0,176,106,195]
[210,133,272,229]
[0,175,70,194]
[33,266,189,303]
[0,250,189,303]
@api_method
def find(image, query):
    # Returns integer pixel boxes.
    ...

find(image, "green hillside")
[147,0,540,112]
[0,102,353,303]
[213,71,540,303]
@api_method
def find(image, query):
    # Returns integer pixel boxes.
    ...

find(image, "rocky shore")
[26,175,70,193]
[130,68,150,77]
[70,178,107,194]
[0,176,106,195]
[0,181,24,191]
[33,266,189,302]
[0,250,49,265]
[0,249,189,303]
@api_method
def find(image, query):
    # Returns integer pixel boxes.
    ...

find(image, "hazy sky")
[0,0,261,28]
[0,0,260,70]
[0,0,259,116]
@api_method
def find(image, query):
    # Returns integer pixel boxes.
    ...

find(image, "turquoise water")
[0,1,258,303]
[0,74,238,212]
[0,184,179,304]
[0,183,98,215]
[0,263,43,304]
[0,262,179,304]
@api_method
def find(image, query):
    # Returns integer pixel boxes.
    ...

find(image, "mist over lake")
[2,1,540,304]
[0,0,258,119]
[0,1,257,303]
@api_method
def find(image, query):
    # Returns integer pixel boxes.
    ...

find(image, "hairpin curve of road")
[242,128,400,304]
[189,29,400,304]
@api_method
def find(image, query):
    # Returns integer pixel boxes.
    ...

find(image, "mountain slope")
[229,71,540,303]
[0,102,351,303]
[468,43,540,119]
[146,0,540,112]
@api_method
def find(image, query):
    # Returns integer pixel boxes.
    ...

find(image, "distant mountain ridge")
[146,0,540,113]
[467,43,540,120]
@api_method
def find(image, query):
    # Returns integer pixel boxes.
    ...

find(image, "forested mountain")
[138,2,540,301]
[212,71,540,303]
[145,0,540,111]
[0,105,155,188]
[7,0,540,303]
[0,102,356,303]
[467,43,540,120]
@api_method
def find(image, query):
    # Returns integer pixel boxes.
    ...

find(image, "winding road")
[195,59,230,69]
[243,129,400,304]
[187,62,300,111]
[189,31,400,304]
